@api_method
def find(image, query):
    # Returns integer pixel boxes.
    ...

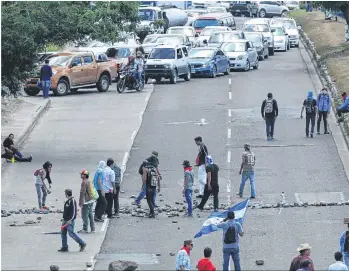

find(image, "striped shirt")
[175,249,191,270]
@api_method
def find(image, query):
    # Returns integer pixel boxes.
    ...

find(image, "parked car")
[270,25,290,51]
[270,17,299,47]
[184,9,208,26]
[243,19,275,55]
[221,40,259,71]
[244,32,269,60]
[229,1,259,17]
[258,1,289,18]
[188,47,230,77]
[195,26,234,47]
[207,31,246,47]
[144,44,191,84]
[285,1,300,10]
[193,13,236,34]
[166,26,196,44]
[207,6,228,13]
[24,51,117,96]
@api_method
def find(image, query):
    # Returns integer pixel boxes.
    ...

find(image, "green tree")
[313,1,349,25]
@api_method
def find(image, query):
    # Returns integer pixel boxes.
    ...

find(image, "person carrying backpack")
[142,159,160,218]
[317,87,331,134]
[261,93,279,140]
[301,91,318,138]
[217,211,244,271]
[340,218,349,268]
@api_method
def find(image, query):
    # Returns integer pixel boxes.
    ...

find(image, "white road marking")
[228,109,232,117]
[229,78,232,85]
[227,150,231,163]
[278,208,282,215]
[101,218,109,232]
[229,92,232,100]
[226,183,231,193]
[139,111,144,119]
[145,93,151,102]
[228,128,231,139]
[131,130,137,141]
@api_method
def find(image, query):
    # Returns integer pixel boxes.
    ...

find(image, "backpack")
[147,165,158,187]
[138,162,146,175]
[305,99,315,114]
[88,180,99,201]
[264,99,274,114]
[224,223,237,244]
[344,231,349,252]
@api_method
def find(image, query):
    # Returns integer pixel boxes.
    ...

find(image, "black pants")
[113,184,120,214]
[317,111,328,133]
[146,187,156,215]
[1,152,31,162]
[265,117,275,137]
[305,114,315,136]
[95,190,107,219]
[198,184,219,210]
[105,192,113,218]
[337,108,349,118]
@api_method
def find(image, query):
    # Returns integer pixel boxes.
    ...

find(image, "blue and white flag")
[194,199,250,238]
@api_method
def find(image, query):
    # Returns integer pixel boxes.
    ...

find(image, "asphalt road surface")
[94,17,349,270]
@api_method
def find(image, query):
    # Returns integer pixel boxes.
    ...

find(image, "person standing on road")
[2,133,32,162]
[34,161,52,210]
[217,211,244,271]
[337,92,349,123]
[104,159,116,219]
[78,170,95,234]
[289,243,314,271]
[142,160,160,218]
[40,59,53,99]
[317,87,331,134]
[237,144,256,199]
[58,189,86,253]
[197,247,216,271]
[108,158,121,217]
[182,160,194,217]
[301,91,318,138]
[328,252,348,271]
[194,136,208,199]
[340,218,349,268]
[261,93,279,140]
[94,161,107,222]
[197,155,220,212]
[175,240,193,271]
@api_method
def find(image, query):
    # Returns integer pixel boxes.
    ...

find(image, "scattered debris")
[170,252,175,256]
[256,260,264,266]
[108,260,138,271]
[156,253,161,256]
[50,265,59,271]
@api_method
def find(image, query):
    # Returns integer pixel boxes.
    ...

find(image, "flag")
[194,199,250,238]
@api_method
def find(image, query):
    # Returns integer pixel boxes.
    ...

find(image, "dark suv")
[229,1,258,17]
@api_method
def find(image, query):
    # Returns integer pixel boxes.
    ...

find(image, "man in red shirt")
[197,247,216,271]
[289,243,314,271]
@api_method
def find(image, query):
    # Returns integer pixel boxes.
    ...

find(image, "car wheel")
[224,66,230,75]
[184,67,191,81]
[155,76,162,83]
[211,65,217,78]
[259,55,264,61]
[24,88,40,96]
[97,74,110,92]
[170,69,178,84]
[259,9,266,18]
[244,60,250,71]
[268,47,274,56]
[253,58,259,69]
[53,79,69,96]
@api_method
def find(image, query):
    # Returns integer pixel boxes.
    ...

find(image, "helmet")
[244,144,251,150]
[136,51,142,57]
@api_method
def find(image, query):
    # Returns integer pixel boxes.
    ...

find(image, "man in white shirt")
[329,252,348,271]
[104,159,116,219]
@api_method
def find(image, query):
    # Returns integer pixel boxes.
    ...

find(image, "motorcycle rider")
[134,51,144,88]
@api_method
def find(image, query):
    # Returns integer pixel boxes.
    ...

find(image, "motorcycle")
[117,69,145,93]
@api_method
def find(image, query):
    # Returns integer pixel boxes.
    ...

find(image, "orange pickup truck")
[24,51,117,96]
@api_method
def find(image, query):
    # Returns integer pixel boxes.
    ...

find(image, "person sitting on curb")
[337,92,349,123]
[1,133,32,162]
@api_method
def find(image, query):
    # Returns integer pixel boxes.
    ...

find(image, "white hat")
[297,243,312,252]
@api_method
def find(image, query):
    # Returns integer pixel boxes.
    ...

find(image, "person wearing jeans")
[217,211,244,271]
[340,220,349,268]
[194,136,208,198]
[40,59,53,99]
[317,87,331,134]
[78,170,95,233]
[93,161,106,222]
[261,93,278,140]
[301,91,318,138]
[104,159,116,219]
[109,159,121,216]
[182,160,194,217]
[237,144,256,198]
[34,161,52,210]
[337,92,349,123]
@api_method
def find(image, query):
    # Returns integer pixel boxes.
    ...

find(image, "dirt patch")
[1,97,25,126]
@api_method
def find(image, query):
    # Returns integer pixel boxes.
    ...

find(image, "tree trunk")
[341,4,349,26]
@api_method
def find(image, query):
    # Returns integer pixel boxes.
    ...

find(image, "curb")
[1,98,51,171]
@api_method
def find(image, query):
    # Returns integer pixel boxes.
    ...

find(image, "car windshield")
[149,48,175,59]
[106,48,131,58]
[243,24,269,32]
[156,36,183,45]
[194,19,220,28]
[48,55,72,66]
[209,33,240,43]
[138,9,156,21]
[245,34,262,42]
[167,28,194,37]
[143,36,159,44]
[282,20,297,29]
[272,27,284,36]
[201,27,225,36]
[207,7,226,13]
[188,49,215,59]
[221,42,246,52]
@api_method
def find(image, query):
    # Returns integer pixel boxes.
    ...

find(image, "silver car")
[244,32,269,60]
[221,40,259,71]
[271,25,290,51]
[207,31,246,47]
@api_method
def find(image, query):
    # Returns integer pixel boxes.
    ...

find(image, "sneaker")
[91,230,96,234]
[306,134,309,138]
[79,243,87,252]
[270,137,274,140]
[78,229,89,234]
[58,247,69,252]
[196,195,203,199]
[213,209,218,212]
[148,213,155,218]
[94,217,104,222]
[324,131,330,134]
[114,213,120,218]
[184,213,193,217]
[236,192,243,198]
[28,155,33,162]
[250,196,256,199]
[317,132,320,135]
[310,133,313,138]
[42,206,49,210]
[267,136,271,140]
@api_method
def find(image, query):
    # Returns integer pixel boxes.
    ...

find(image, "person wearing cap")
[175,240,193,271]
[301,91,318,138]
[340,218,349,268]
[196,155,220,212]
[337,92,349,123]
[59,189,86,252]
[78,170,95,234]
[261,93,278,140]
[194,136,208,199]
[316,87,331,134]
[237,144,256,199]
[134,51,144,87]
[328,252,348,271]
[142,159,160,218]
[289,243,314,271]
[182,160,194,217]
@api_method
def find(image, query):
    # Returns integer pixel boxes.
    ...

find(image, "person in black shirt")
[196,156,219,212]
[301,91,318,138]
[194,136,208,198]
[261,93,279,140]
[142,160,160,218]
[58,189,86,252]
[1,133,32,162]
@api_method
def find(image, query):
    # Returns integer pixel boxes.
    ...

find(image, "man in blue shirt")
[337,92,349,123]
[175,239,193,271]
[40,59,53,99]
[317,87,331,134]
[340,218,349,268]
[217,211,244,271]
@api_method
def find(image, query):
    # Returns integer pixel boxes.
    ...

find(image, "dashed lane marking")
[228,109,232,117]
[228,128,231,139]
[229,92,232,100]
[227,150,231,163]
[139,111,144,119]
[130,130,137,141]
